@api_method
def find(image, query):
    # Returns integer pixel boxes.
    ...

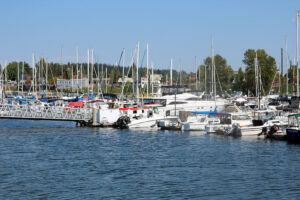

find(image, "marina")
[1,1,300,199]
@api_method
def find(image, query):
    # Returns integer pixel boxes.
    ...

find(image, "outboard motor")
[113,116,131,129]
[266,124,279,138]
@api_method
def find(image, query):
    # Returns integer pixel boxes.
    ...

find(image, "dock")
[0,104,93,126]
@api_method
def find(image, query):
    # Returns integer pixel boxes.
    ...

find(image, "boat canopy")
[67,101,84,107]
[288,114,300,118]
[210,112,231,116]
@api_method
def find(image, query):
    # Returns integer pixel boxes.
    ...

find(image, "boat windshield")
[153,107,159,114]
[254,111,275,120]
[232,115,251,120]
[288,115,299,127]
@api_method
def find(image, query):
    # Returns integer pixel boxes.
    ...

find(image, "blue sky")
[0,0,299,72]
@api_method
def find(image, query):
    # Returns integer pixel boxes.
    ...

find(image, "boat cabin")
[252,110,276,126]
[287,114,300,128]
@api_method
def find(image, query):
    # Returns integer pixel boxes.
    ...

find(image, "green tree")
[232,67,246,93]
[198,54,234,93]
[5,62,31,81]
[243,49,277,95]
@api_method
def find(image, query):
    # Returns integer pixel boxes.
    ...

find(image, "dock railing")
[0,104,93,122]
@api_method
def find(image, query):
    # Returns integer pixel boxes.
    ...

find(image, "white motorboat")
[114,104,170,129]
[128,106,169,129]
[205,112,265,136]
[157,116,182,130]
[182,115,220,131]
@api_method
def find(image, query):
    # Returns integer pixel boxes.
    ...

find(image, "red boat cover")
[67,101,84,107]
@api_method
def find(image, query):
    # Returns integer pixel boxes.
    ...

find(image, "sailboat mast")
[278,61,281,94]
[146,44,149,97]
[285,36,288,95]
[136,42,140,101]
[87,48,90,96]
[180,59,182,85]
[97,57,100,95]
[17,61,19,96]
[46,59,48,95]
[170,59,173,86]
[91,48,94,94]
[39,59,41,93]
[101,63,103,91]
[71,62,74,93]
[61,46,63,80]
[211,38,216,100]
[195,56,197,90]
[151,61,154,96]
[205,63,207,93]
[255,52,258,97]
[297,10,299,97]
[211,61,213,95]
[105,67,107,93]
[199,59,201,91]
[122,48,125,96]
[32,53,35,96]
[22,61,24,95]
[35,57,38,96]
[5,61,7,93]
[76,45,79,95]
[81,64,83,91]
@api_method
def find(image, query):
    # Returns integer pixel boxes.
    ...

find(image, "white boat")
[182,115,220,131]
[128,106,169,129]
[157,116,182,130]
[163,93,227,114]
[205,112,264,136]
[128,115,166,129]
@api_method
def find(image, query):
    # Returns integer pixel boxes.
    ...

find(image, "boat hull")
[128,117,167,129]
[182,123,206,131]
[230,126,263,136]
[286,128,300,142]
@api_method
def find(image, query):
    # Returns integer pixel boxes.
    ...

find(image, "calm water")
[1,120,300,199]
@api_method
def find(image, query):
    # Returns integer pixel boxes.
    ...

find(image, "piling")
[92,108,99,127]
